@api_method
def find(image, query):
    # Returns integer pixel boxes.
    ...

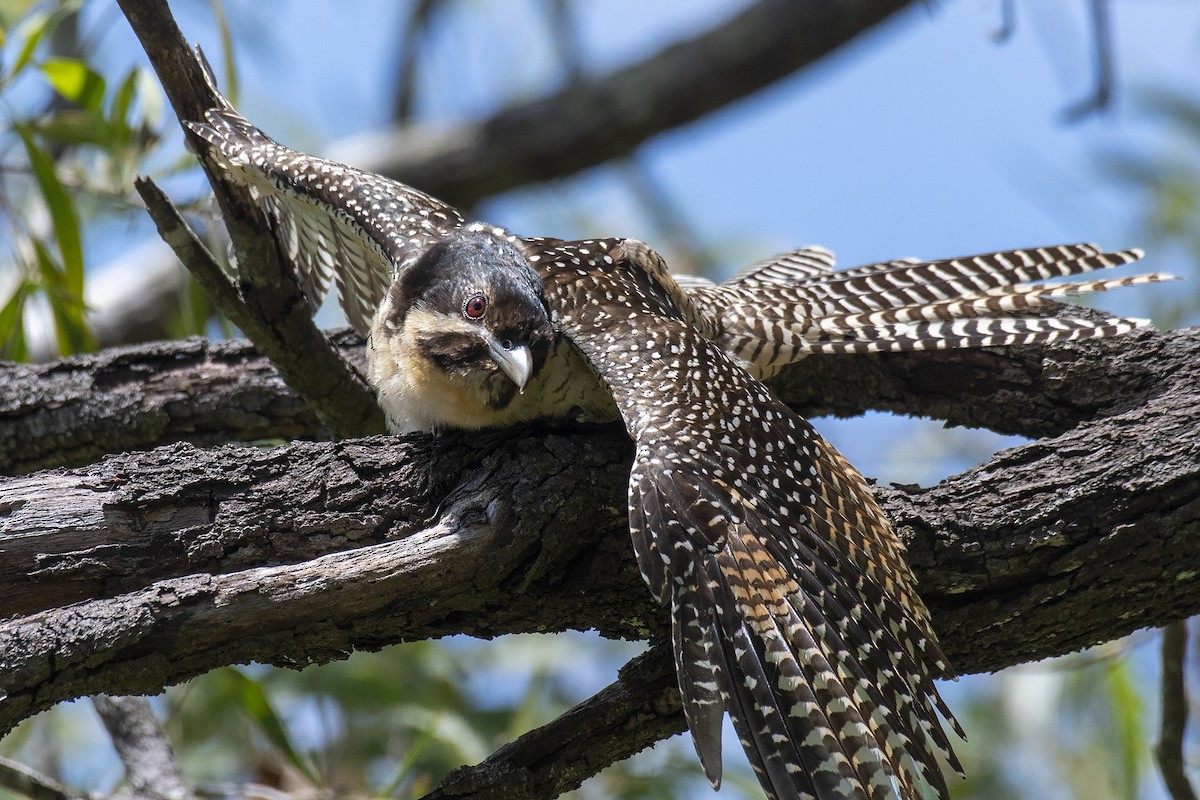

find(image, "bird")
[185,104,1172,800]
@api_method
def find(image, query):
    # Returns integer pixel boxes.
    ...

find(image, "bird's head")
[370,229,555,424]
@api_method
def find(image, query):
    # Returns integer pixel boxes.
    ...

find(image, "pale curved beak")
[489,339,533,392]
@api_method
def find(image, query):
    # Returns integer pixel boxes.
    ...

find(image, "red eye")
[463,293,488,320]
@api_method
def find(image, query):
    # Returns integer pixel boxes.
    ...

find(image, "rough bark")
[769,316,1178,439]
[3,3,1192,796]
[3,325,1198,743]
[2,329,1196,798]
[0,335,345,476]
[0,429,641,736]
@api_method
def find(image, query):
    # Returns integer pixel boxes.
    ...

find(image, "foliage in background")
[0,0,213,360]
[1107,90,1200,331]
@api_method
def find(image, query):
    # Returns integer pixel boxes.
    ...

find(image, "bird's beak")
[489,339,534,392]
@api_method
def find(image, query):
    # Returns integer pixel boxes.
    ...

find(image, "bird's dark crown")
[389,229,547,330]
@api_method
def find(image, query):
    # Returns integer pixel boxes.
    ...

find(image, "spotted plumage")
[538,237,963,799]
[186,105,1170,800]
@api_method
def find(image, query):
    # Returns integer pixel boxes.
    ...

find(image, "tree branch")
[1155,621,1199,800]
[93,695,197,800]
[7,3,1180,796]
[771,319,1177,439]
[1061,0,1115,122]
[0,756,85,800]
[3,327,1196,795]
[2,325,1183,475]
[132,179,244,329]
[0,335,348,476]
[426,641,684,800]
[88,0,922,352]
[3,335,1197,737]
[109,0,926,435]
[345,0,920,205]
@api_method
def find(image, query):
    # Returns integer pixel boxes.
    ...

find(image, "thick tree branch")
[3,326,1184,476]
[15,11,1195,795]
[6,4,1180,797]
[3,340,1197,737]
[110,0,923,434]
[3,328,1196,796]
[0,336,345,476]
[771,319,1176,438]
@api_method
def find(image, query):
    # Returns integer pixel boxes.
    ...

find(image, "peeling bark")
[0,336,342,476]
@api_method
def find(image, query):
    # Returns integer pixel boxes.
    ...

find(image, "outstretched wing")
[185,108,464,334]
[723,245,840,287]
[687,244,1173,379]
[536,238,961,800]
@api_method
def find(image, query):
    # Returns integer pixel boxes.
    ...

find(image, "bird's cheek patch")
[415,332,489,376]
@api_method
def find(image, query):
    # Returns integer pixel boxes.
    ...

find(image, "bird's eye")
[463,293,488,320]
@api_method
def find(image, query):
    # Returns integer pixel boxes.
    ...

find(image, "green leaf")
[225,669,321,785]
[379,712,441,797]
[39,56,107,112]
[48,298,92,354]
[32,109,113,148]
[0,280,31,362]
[1102,659,1145,800]
[109,67,141,149]
[183,272,213,337]
[32,237,91,356]
[15,123,84,298]
[0,0,38,29]
[4,8,48,84]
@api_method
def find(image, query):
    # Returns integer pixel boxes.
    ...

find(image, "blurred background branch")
[91,696,196,800]
[1155,622,1198,800]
